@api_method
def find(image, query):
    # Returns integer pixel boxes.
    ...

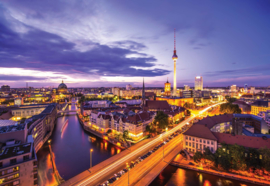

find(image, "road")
[111,133,184,186]
[71,102,224,186]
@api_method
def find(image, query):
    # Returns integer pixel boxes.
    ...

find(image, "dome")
[58,80,67,93]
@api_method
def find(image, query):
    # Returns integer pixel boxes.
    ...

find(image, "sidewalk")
[171,156,270,186]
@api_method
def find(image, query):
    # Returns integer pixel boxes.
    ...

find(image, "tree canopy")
[219,103,241,114]
[154,111,169,130]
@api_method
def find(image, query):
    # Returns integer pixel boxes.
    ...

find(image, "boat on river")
[60,119,68,133]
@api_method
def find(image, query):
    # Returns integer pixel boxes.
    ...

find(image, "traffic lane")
[79,122,188,186]
[111,135,183,186]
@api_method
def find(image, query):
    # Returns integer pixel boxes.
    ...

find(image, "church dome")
[58,80,67,93]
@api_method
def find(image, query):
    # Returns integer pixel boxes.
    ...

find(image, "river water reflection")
[150,165,256,186]
[37,104,121,185]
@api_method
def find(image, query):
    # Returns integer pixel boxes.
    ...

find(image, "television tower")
[172,29,178,97]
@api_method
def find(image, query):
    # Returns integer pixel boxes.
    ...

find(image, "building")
[0,120,38,186]
[126,84,132,90]
[145,89,161,97]
[244,84,248,93]
[194,76,203,90]
[111,87,120,97]
[143,100,172,111]
[164,79,171,96]
[85,100,112,108]
[156,97,194,108]
[0,140,38,186]
[172,29,178,97]
[250,86,255,94]
[184,85,190,91]
[257,110,270,126]
[251,100,270,115]
[181,90,193,98]
[183,114,270,154]
[26,104,57,152]
[58,80,68,93]
[89,110,155,141]
[1,85,10,92]
[14,98,23,106]
[183,124,218,153]
[120,89,141,98]
[230,85,237,92]
[11,105,47,119]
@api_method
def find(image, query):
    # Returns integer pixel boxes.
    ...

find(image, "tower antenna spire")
[174,28,176,50]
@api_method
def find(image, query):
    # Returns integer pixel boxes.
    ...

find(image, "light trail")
[77,102,224,186]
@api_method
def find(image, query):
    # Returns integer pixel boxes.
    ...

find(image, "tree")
[259,147,270,171]
[123,130,129,140]
[154,111,169,130]
[225,96,237,104]
[78,96,85,104]
[193,151,203,163]
[214,147,231,171]
[246,148,261,169]
[186,110,191,116]
[107,129,112,134]
[228,144,246,170]
[219,103,241,114]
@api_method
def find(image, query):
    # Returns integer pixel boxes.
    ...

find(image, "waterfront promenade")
[171,155,270,186]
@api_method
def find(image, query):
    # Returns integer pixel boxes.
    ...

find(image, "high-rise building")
[230,85,237,92]
[164,78,171,96]
[250,87,255,94]
[126,84,132,90]
[172,29,178,97]
[184,85,190,91]
[1,85,10,92]
[244,84,248,93]
[194,76,203,90]
[111,87,120,97]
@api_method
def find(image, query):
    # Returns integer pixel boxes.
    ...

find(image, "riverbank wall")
[170,161,270,186]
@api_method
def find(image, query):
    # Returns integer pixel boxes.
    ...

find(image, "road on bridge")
[62,102,224,186]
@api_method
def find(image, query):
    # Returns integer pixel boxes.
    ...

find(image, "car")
[123,168,128,173]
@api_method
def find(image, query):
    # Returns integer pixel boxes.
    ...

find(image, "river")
[37,104,122,186]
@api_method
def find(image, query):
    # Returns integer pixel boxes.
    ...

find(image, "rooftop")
[0,143,32,160]
[183,124,217,141]
[212,132,270,149]
[0,123,26,134]
[252,100,269,107]
[196,114,233,129]
[0,120,17,127]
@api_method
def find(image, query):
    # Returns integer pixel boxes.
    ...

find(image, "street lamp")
[90,149,93,169]
[126,163,130,185]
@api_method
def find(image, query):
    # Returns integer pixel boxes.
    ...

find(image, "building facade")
[194,76,203,90]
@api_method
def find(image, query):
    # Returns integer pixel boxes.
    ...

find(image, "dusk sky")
[0,0,270,88]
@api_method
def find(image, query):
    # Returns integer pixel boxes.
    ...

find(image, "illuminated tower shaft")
[174,60,176,96]
[172,29,178,97]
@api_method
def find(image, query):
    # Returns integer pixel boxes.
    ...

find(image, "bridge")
[58,99,79,116]
[61,102,224,186]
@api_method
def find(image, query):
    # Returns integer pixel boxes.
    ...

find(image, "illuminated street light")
[90,149,93,168]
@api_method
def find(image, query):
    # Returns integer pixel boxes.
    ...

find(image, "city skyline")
[1,1,270,88]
